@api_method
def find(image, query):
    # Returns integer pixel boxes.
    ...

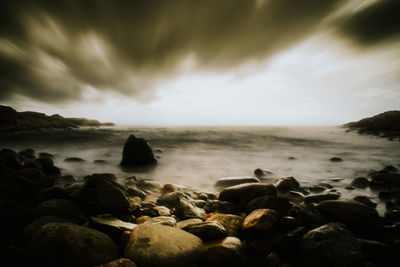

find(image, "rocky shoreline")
[1,147,400,267]
[0,105,114,133]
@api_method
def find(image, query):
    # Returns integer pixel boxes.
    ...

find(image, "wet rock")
[383,209,400,226]
[369,170,400,188]
[304,193,340,203]
[124,224,204,267]
[245,196,290,216]
[317,200,379,231]
[215,176,260,188]
[330,157,343,162]
[351,177,370,189]
[274,176,300,192]
[204,200,239,214]
[94,258,137,267]
[218,183,277,207]
[254,168,274,179]
[383,165,399,173]
[353,196,377,208]
[308,186,326,193]
[318,182,333,189]
[198,237,244,267]
[157,192,205,220]
[19,149,36,160]
[378,191,396,201]
[57,175,76,186]
[77,174,131,218]
[34,198,83,223]
[330,177,344,182]
[120,135,157,167]
[265,252,281,267]
[182,221,227,242]
[299,222,364,267]
[345,186,355,190]
[144,216,177,227]
[27,222,119,267]
[206,213,244,237]
[89,215,137,243]
[241,209,279,235]
[38,186,71,202]
[278,216,298,233]
[126,187,146,200]
[153,205,171,216]
[36,157,60,176]
[20,167,44,181]
[64,157,86,162]
[135,216,151,224]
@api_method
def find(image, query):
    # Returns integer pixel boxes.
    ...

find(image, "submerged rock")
[299,222,364,267]
[120,135,157,167]
[124,224,204,267]
[330,157,343,162]
[27,222,119,267]
[351,177,370,189]
[64,157,86,162]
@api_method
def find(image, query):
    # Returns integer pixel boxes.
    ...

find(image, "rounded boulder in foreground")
[26,222,119,267]
[124,224,204,267]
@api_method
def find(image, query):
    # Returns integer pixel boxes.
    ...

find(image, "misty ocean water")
[1,126,399,213]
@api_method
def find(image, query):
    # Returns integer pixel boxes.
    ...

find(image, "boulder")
[26,222,119,267]
[274,176,300,192]
[317,200,379,231]
[206,213,244,237]
[241,209,279,235]
[198,237,244,267]
[214,176,260,188]
[124,224,204,267]
[245,196,290,216]
[77,174,130,218]
[120,135,157,167]
[218,183,277,207]
[0,149,22,170]
[36,157,60,176]
[21,216,69,243]
[181,221,227,242]
[299,223,364,267]
[351,177,370,189]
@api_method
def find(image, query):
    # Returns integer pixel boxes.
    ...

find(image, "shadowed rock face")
[345,110,400,139]
[0,105,114,132]
[120,135,157,167]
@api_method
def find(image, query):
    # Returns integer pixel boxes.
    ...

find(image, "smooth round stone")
[124,224,204,267]
[206,213,244,237]
[215,176,260,188]
[242,209,279,234]
[144,216,177,227]
[182,221,227,242]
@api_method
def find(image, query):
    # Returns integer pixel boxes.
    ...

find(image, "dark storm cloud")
[338,0,400,46]
[1,0,377,104]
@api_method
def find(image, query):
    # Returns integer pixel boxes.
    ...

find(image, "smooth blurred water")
[1,126,399,211]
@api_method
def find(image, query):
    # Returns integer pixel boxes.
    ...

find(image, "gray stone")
[124,224,204,267]
[157,192,205,220]
[215,176,260,188]
[144,216,177,227]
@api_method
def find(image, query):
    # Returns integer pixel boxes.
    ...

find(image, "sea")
[1,126,399,213]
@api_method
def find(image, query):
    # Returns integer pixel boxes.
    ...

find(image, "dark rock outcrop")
[120,135,157,167]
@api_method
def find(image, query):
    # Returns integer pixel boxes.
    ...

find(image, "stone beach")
[1,140,400,266]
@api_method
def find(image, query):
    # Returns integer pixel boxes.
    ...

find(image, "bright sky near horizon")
[1,0,399,125]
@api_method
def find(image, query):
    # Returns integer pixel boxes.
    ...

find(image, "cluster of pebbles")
[1,148,399,267]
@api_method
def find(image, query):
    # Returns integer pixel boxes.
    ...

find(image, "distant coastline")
[0,105,114,133]
[344,110,400,140]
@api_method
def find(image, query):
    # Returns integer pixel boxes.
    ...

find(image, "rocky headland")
[1,141,400,266]
[345,110,400,140]
[0,105,114,133]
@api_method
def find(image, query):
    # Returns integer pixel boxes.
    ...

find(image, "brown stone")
[207,213,244,237]
[135,216,151,224]
[242,209,279,233]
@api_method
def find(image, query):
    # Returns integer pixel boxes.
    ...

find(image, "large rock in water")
[124,224,204,267]
[26,222,119,267]
[299,223,364,267]
[120,135,156,167]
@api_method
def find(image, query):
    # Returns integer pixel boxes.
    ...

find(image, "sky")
[0,0,399,125]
